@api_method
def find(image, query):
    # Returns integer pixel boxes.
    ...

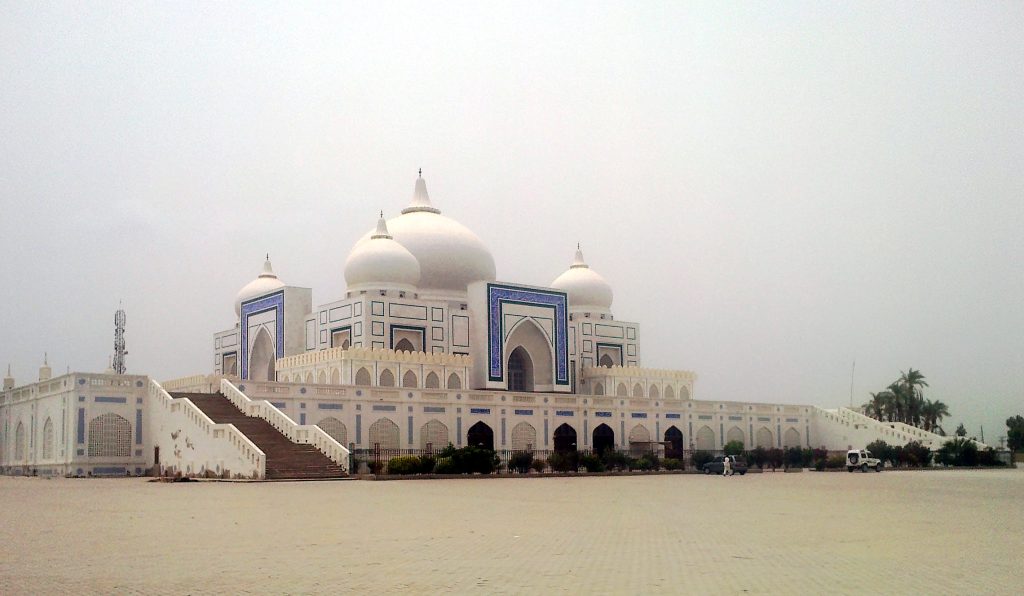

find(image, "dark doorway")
[593,423,615,455]
[467,421,494,451]
[507,346,533,391]
[665,426,684,458]
[553,423,578,453]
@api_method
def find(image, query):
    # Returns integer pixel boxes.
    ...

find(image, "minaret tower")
[113,306,127,374]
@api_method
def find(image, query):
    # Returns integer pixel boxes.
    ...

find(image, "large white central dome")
[355,175,495,300]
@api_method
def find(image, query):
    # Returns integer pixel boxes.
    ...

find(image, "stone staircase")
[170,391,347,480]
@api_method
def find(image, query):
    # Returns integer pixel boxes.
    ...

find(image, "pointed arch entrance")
[553,423,577,453]
[664,426,684,458]
[467,421,494,451]
[248,327,276,381]
[505,319,553,391]
[695,425,715,451]
[592,423,615,454]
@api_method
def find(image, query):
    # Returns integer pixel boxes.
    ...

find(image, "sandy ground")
[0,468,1021,595]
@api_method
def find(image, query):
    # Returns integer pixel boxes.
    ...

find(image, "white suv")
[846,449,883,473]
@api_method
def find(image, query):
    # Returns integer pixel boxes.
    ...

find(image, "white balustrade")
[220,379,350,471]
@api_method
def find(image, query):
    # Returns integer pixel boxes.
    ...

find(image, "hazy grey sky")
[2,3,1021,443]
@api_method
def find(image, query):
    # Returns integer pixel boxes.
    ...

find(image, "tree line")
[861,368,949,434]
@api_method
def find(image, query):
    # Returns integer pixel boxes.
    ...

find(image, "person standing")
[723,455,732,477]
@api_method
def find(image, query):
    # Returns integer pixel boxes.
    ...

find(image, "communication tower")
[113,306,127,374]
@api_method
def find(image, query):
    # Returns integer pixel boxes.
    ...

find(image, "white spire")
[259,255,278,279]
[371,211,392,239]
[3,364,12,391]
[571,244,589,269]
[402,169,441,214]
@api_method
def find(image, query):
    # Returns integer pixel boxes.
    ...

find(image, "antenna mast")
[113,306,127,374]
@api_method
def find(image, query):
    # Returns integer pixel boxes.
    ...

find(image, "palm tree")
[864,392,889,420]
[921,399,950,434]
[899,368,929,426]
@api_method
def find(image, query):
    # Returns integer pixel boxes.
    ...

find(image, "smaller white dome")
[345,215,420,293]
[551,247,614,313]
[235,256,286,316]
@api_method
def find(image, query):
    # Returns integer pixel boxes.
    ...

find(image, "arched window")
[330,368,340,384]
[15,422,25,461]
[649,385,659,399]
[695,425,715,451]
[368,418,400,449]
[292,374,301,383]
[510,422,537,452]
[727,426,744,446]
[616,383,628,397]
[248,326,276,381]
[664,385,675,399]
[784,428,801,448]
[425,372,440,389]
[628,424,652,445]
[756,427,774,449]
[447,373,461,390]
[394,338,416,353]
[317,370,327,384]
[379,369,395,387]
[420,419,449,450]
[402,370,418,388]
[599,354,615,368]
[632,383,644,398]
[42,418,54,459]
[355,367,371,386]
[304,371,314,383]
[88,413,131,457]
[679,385,690,400]
[317,417,348,446]
[593,382,604,396]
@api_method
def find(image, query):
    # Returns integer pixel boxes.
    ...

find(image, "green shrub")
[530,458,547,473]
[387,455,421,475]
[601,450,631,471]
[749,447,768,468]
[417,455,436,474]
[367,460,384,475]
[662,458,684,470]
[825,455,846,469]
[579,453,605,472]
[784,447,804,468]
[724,440,744,456]
[548,451,579,473]
[633,455,656,471]
[434,458,458,474]
[692,451,714,469]
[509,451,534,474]
[902,441,931,467]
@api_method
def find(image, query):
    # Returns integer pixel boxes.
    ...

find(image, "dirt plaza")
[0,468,1020,594]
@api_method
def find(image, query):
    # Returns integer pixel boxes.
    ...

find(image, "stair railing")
[221,379,350,471]
[149,380,266,478]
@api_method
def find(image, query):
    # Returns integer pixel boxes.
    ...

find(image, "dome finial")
[403,171,441,214]
[571,246,588,269]
[372,212,392,239]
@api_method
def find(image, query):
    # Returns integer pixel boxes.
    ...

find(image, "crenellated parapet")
[580,365,696,400]
[275,347,472,390]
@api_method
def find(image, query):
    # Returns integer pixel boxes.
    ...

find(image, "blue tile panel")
[271,402,286,409]
[92,467,127,476]
[424,406,446,413]
[318,403,343,410]
[95,396,127,404]
[555,410,573,417]
[786,418,799,423]
[239,290,285,379]
[665,413,681,419]
[470,408,490,415]
[514,409,533,416]
[373,405,396,412]
[135,410,142,444]
[486,283,569,385]
[595,411,612,418]
[631,413,648,419]
[698,415,713,420]
[758,416,771,422]
[77,409,85,444]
